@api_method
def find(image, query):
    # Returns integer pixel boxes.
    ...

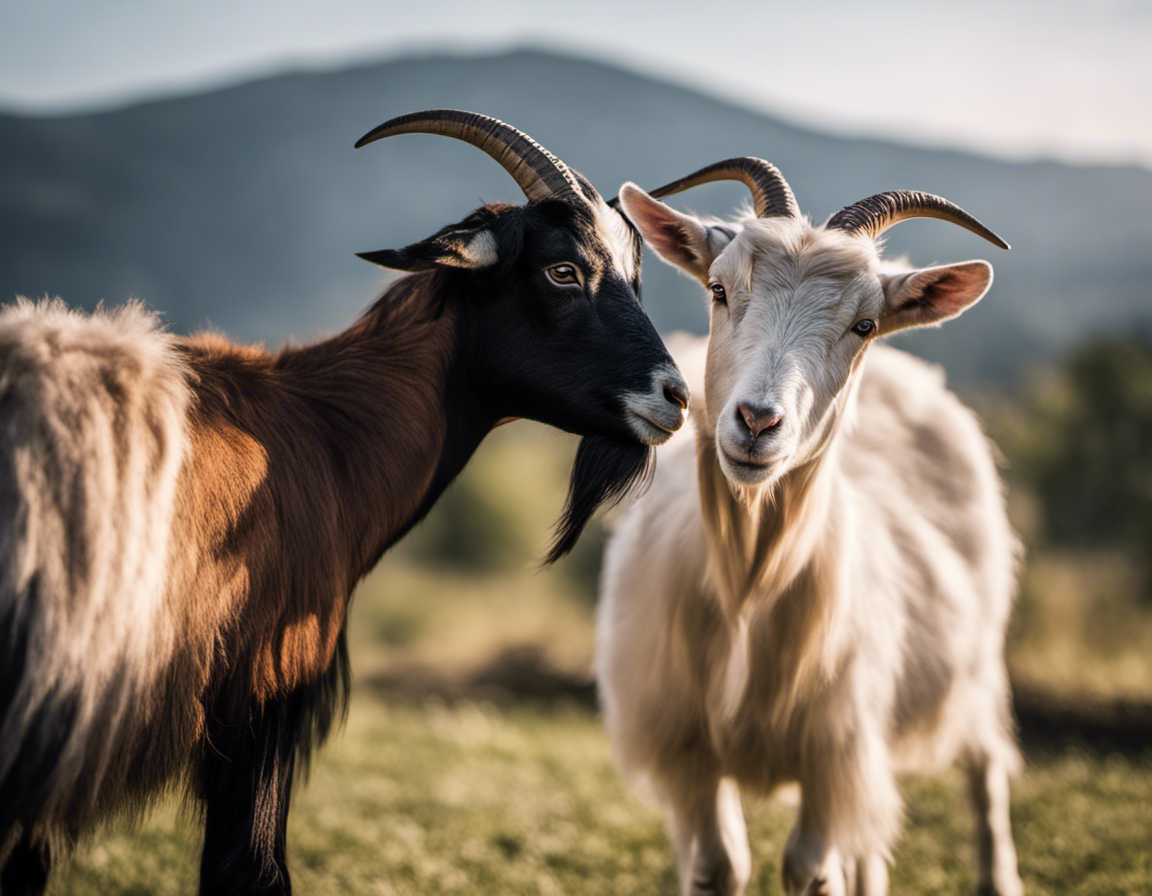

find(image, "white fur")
[596,197,639,282]
[623,362,688,445]
[598,205,1023,896]
[458,230,499,267]
[0,298,190,832]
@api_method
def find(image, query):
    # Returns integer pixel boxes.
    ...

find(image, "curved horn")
[826,190,1009,249]
[645,157,799,219]
[355,109,583,203]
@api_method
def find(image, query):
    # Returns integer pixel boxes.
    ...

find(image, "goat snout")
[624,368,689,446]
[737,402,782,439]
[663,377,690,412]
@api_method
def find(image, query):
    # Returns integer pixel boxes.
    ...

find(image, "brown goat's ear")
[877,260,992,336]
[617,183,732,285]
[358,227,499,272]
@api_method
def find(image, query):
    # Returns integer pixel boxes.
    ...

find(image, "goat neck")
[183,270,495,589]
[692,389,852,619]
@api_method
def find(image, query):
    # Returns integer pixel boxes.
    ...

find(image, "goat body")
[0,290,456,877]
[599,176,1022,896]
[0,112,689,895]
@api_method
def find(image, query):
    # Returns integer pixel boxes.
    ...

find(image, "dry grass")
[39,418,1152,893]
[1010,549,1152,699]
[50,695,1152,896]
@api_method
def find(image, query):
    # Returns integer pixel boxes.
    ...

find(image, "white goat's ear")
[358,227,498,272]
[878,260,993,335]
[617,183,731,284]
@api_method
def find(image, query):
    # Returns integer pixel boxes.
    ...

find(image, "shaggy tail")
[0,298,193,844]
[0,582,81,834]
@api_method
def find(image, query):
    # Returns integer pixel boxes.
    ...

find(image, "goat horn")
[826,191,1009,249]
[645,157,799,219]
[355,109,584,203]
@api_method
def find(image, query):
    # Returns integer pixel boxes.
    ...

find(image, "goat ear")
[878,260,993,336]
[617,183,731,284]
[358,227,499,272]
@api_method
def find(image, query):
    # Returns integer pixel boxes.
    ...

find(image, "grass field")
[50,694,1152,895]
[42,425,1152,894]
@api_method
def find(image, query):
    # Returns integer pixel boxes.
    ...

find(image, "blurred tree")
[404,475,525,573]
[555,518,608,606]
[1022,333,1152,600]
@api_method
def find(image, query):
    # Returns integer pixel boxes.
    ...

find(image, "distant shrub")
[1015,332,1152,600]
[554,517,608,606]
[373,606,426,647]
[405,474,526,573]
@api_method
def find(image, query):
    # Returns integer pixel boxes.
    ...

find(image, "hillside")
[2,48,1150,384]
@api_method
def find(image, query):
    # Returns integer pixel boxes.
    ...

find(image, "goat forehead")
[747,268,867,330]
[718,219,877,286]
[716,221,880,335]
[591,201,639,283]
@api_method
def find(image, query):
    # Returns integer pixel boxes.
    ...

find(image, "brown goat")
[0,111,688,896]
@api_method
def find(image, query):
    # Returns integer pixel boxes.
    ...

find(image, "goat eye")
[851,319,876,337]
[710,282,727,304]
[545,263,581,287]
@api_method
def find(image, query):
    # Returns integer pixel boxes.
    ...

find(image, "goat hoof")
[689,856,744,896]
[810,877,841,896]
[977,880,1024,896]
[783,854,848,896]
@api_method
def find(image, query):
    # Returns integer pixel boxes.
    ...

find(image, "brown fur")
[0,276,457,856]
[173,274,455,726]
[2,171,686,892]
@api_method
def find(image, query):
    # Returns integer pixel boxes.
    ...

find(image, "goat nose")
[663,377,689,412]
[737,402,782,438]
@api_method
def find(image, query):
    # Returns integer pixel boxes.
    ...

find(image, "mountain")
[2,48,1150,385]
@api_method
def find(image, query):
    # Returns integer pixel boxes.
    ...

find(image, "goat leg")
[967,757,1023,896]
[199,696,297,896]
[0,829,51,896]
[667,772,750,896]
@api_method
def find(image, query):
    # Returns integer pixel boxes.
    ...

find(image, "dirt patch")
[1012,683,1152,756]
[365,645,597,710]
[365,646,1152,755]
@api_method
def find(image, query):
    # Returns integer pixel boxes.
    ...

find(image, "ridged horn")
[355,109,584,203]
[826,190,1009,249]
[645,157,799,219]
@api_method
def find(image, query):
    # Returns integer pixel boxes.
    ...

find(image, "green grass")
[50,694,1152,896]
[42,422,1152,894]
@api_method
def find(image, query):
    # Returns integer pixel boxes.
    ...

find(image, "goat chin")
[547,434,653,564]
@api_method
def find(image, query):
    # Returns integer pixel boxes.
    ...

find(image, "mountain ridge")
[2,47,1148,385]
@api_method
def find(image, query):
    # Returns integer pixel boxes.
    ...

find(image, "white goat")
[597,159,1023,896]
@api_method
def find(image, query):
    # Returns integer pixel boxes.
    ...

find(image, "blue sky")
[2,0,1148,168]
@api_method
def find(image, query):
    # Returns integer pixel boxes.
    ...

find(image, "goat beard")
[546,434,654,564]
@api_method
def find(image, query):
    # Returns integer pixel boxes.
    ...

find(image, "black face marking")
[392,199,675,561]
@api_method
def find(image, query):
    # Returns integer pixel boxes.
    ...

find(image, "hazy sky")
[2,0,1148,168]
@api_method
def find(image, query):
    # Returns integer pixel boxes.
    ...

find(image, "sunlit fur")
[598,210,1022,896]
[0,299,191,838]
[0,288,455,876]
[0,192,682,894]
